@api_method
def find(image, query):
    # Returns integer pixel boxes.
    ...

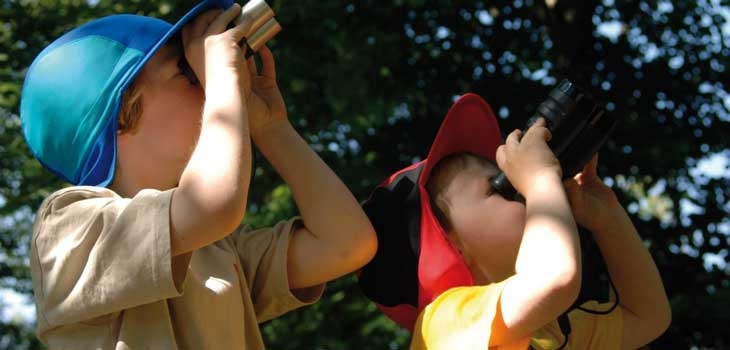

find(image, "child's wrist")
[520,171,563,199]
[586,203,632,237]
[205,81,246,113]
[251,120,294,145]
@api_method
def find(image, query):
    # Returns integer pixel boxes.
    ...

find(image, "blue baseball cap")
[20,0,233,186]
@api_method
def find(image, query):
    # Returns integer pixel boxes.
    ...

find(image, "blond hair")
[426,153,495,232]
[118,79,143,133]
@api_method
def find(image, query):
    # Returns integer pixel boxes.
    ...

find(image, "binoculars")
[233,0,282,57]
[489,79,617,201]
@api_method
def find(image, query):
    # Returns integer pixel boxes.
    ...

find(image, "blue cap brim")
[152,0,235,56]
[132,0,235,89]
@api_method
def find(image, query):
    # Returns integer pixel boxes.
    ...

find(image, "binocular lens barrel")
[490,79,612,201]
[232,0,282,57]
[236,0,275,33]
[246,18,282,54]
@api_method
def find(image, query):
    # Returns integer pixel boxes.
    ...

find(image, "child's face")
[117,43,205,190]
[441,159,527,284]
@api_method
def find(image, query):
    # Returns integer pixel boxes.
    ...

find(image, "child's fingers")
[563,177,578,191]
[573,171,584,186]
[188,9,223,39]
[257,45,277,79]
[583,154,599,177]
[531,116,546,127]
[207,4,242,35]
[247,55,258,75]
[526,116,546,133]
[505,129,522,147]
[495,145,507,169]
[525,125,551,143]
[524,117,552,142]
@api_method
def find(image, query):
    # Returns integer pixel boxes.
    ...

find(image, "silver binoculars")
[233,0,282,57]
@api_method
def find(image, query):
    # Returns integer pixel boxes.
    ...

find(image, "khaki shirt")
[30,186,324,350]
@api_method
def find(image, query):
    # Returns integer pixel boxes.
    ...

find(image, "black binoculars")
[489,79,617,201]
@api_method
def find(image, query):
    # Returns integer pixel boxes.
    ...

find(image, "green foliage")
[1,0,729,349]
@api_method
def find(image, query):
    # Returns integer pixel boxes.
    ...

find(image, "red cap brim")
[416,93,503,309]
[359,93,503,331]
[420,93,503,185]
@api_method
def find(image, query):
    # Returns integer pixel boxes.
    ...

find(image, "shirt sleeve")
[230,217,324,323]
[30,186,190,330]
[530,300,623,349]
[410,278,531,350]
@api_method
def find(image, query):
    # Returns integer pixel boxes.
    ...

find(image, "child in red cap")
[358,93,670,349]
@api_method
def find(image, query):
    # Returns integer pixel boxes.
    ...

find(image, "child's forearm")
[252,121,376,287]
[519,179,581,289]
[171,78,253,256]
[591,203,671,343]
[499,174,581,339]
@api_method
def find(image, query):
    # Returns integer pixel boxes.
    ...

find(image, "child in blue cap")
[20,0,376,348]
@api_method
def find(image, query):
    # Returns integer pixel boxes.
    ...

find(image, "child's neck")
[466,262,492,285]
[108,173,144,198]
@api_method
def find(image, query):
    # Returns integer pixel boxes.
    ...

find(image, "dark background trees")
[1,0,728,348]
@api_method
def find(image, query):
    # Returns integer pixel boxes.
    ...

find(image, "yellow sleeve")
[530,301,623,349]
[410,279,530,350]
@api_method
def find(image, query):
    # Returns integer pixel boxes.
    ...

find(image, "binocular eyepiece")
[233,0,282,57]
[489,79,617,201]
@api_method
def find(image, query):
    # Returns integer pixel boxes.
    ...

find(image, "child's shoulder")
[38,186,176,217]
[39,186,120,213]
[34,186,172,241]
[31,187,121,245]
[48,185,118,199]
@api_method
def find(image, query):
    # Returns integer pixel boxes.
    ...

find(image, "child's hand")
[183,6,287,136]
[245,45,288,138]
[182,4,249,91]
[496,118,562,197]
[563,155,620,231]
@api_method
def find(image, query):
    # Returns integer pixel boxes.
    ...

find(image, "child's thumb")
[495,145,507,169]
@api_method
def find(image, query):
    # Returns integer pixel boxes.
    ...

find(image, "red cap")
[358,93,503,330]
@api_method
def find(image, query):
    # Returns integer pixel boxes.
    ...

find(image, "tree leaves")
[1,0,728,348]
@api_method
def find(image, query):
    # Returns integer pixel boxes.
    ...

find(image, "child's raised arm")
[491,118,582,344]
[564,155,671,348]
[170,5,255,255]
[244,46,377,289]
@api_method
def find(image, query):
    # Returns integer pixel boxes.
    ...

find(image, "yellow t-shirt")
[31,186,324,350]
[411,278,622,350]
